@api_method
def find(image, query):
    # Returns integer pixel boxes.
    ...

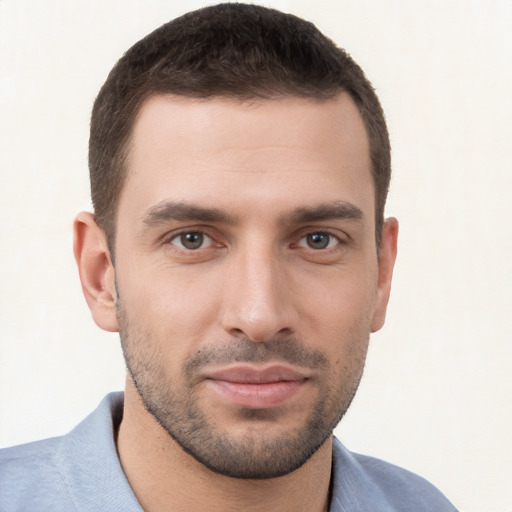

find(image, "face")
[109,94,394,478]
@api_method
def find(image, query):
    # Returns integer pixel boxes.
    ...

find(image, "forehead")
[119,93,373,224]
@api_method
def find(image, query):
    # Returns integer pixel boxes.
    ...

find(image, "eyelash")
[164,228,345,254]
[295,231,342,250]
[166,230,216,252]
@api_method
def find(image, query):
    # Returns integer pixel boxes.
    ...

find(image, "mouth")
[204,365,308,409]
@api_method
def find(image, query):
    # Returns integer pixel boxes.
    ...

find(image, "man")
[0,4,457,511]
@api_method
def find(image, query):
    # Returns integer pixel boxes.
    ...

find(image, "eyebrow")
[141,201,236,227]
[140,200,364,228]
[281,201,364,225]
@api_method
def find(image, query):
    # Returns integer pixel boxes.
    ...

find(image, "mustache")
[183,337,328,375]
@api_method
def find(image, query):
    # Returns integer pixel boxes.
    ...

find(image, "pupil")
[307,233,329,249]
[182,232,203,249]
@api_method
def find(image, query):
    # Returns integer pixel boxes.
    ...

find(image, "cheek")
[117,264,222,345]
[299,266,377,332]
[295,268,376,377]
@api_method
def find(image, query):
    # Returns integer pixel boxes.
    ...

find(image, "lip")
[204,365,308,409]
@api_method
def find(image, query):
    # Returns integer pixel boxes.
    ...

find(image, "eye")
[170,231,213,250]
[297,232,340,250]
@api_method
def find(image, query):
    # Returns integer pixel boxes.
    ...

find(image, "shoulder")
[331,438,458,511]
[0,435,75,511]
[0,392,134,512]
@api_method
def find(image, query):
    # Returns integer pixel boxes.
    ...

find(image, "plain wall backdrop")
[1,1,511,511]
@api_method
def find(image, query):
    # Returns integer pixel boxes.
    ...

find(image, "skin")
[74,93,398,512]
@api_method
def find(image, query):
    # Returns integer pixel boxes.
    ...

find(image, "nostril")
[228,327,246,337]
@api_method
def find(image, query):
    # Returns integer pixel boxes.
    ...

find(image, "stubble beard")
[116,302,368,479]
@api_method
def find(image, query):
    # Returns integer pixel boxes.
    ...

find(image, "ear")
[371,217,398,333]
[73,212,119,332]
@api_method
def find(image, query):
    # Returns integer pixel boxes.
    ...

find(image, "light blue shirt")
[0,393,457,511]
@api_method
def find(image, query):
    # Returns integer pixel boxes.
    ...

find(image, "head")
[89,3,391,253]
[76,3,398,480]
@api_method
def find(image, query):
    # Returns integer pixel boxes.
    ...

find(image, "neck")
[117,381,332,512]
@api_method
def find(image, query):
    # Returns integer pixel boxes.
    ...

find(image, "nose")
[220,243,298,343]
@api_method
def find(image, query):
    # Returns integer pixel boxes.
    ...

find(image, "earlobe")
[73,212,119,332]
[371,217,398,333]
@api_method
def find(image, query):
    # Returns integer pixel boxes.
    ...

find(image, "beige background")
[1,1,511,511]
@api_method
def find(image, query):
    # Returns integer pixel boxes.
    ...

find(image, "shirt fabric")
[0,393,457,511]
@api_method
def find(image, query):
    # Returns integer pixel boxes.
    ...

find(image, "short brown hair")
[89,3,391,249]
